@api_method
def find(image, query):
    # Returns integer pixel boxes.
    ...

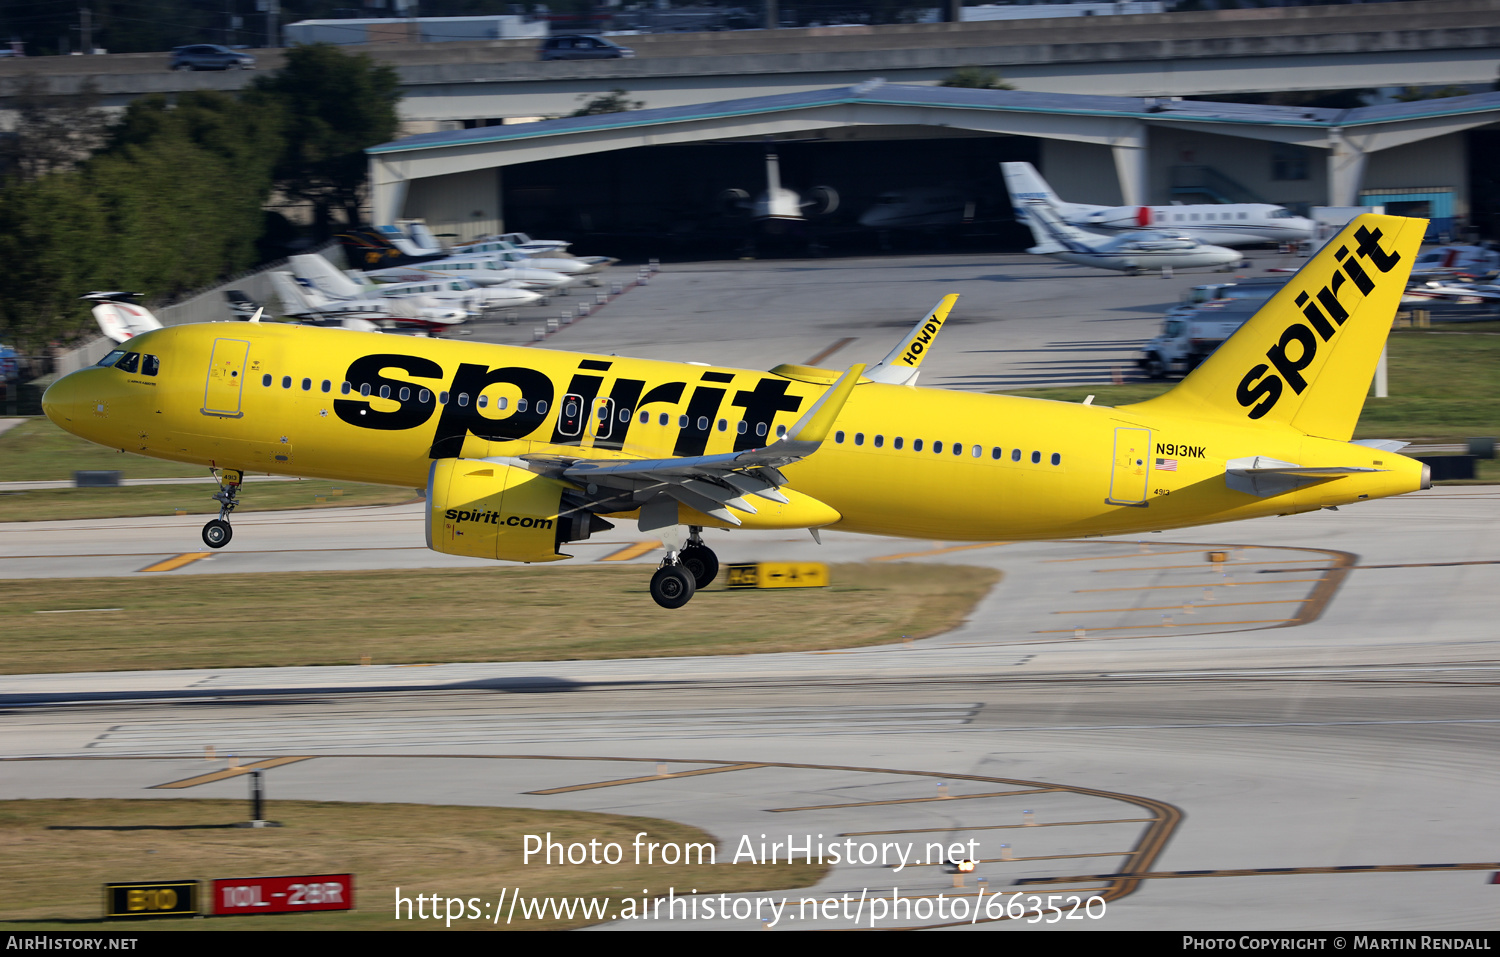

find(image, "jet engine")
[426,459,612,563]
[1086,206,1153,229]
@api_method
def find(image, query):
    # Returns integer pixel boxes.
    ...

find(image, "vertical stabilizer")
[290,254,366,301]
[1121,214,1425,441]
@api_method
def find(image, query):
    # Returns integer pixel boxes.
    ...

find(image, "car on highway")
[168,44,255,71]
[538,35,634,60]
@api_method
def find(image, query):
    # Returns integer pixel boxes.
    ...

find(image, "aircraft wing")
[865,294,958,386]
[516,364,864,530]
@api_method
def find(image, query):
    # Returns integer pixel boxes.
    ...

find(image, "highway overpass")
[2,0,1498,129]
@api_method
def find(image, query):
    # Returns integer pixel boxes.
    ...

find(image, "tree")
[569,89,646,117]
[939,67,1016,91]
[248,43,401,235]
[0,77,110,183]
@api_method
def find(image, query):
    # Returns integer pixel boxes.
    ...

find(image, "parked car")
[169,44,255,71]
[538,35,634,61]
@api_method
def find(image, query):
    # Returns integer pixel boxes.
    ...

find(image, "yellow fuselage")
[43,321,1424,541]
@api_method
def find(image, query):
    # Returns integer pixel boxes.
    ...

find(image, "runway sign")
[725,562,829,589]
[104,881,197,919]
[211,874,354,915]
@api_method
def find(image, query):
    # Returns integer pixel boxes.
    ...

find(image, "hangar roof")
[369,82,1500,156]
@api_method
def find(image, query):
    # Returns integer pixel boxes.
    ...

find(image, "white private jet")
[364,257,576,293]
[722,146,838,230]
[441,243,616,278]
[1013,199,1243,274]
[1408,243,1500,279]
[267,272,463,335]
[83,292,164,343]
[1002,162,1316,248]
[290,254,542,312]
[858,186,974,229]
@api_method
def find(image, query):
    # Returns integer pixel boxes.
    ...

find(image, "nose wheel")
[202,468,243,549]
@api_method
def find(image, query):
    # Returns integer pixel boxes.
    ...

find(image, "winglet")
[783,363,865,446]
[866,295,958,385]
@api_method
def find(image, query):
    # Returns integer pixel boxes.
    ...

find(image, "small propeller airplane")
[45,216,1428,608]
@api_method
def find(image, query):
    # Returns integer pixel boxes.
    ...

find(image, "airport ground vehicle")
[169,44,255,70]
[43,217,1430,608]
[1141,279,1288,378]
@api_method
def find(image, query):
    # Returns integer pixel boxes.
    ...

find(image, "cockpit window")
[116,352,140,374]
[97,350,126,368]
[141,354,160,376]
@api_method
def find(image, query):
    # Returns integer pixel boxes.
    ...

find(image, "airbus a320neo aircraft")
[45,216,1428,608]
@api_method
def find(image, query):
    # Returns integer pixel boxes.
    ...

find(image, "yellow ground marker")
[138,552,213,573]
[149,756,312,789]
[599,541,658,562]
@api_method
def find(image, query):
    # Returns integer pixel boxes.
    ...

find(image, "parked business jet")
[84,292,164,343]
[44,217,1427,608]
[722,146,838,230]
[1014,199,1243,274]
[366,257,576,293]
[858,187,974,230]
[1002,162,1316,248]
[290,254,542,311]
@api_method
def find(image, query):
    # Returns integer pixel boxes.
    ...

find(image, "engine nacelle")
[1087,206,1153,229]
[426,459,610,563]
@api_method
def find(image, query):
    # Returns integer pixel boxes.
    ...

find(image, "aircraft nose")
[42,368,99,435]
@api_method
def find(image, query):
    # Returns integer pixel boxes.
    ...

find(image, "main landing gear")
[202,468,242,549]
[649,526,719,609]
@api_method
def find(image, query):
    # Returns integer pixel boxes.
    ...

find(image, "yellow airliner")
[43,215,1428,607]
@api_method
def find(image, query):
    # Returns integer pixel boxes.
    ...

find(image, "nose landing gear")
[648,526,719,608]
[202,468,243,549]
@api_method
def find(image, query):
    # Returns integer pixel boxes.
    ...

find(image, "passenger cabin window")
[516,398,528,412]
[263,374,273,387]
[419,389,431,404]
[1031,451,1041,463]
[142,355,160,376]
[835,431,845,444]
[302,378,312,391]
[1012,448,1021,462]
[854,433,864,446]
[894,437,903,450]
[777,425,787,437]
[873,435,883,448]
[322,380,332,393]
[341,382,351,395]
[457,393,469,407]
[379,385,390,399]
[1051,453,1061,465]
[933,441,943,454]
[399,387,410,402]
[283,376,292,389]
[913,439,923,451]
[992,447,1002,460]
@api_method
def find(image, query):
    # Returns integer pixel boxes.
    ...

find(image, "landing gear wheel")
[650,565,696,609]
[202,519,232,548]
[678,543,719,589]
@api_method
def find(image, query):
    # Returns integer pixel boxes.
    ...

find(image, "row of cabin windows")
[833,429,1061,466]
[98,350,161,376]
[256,377,1052,461]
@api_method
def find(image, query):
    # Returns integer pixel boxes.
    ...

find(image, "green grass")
[0,482,416,523]
[1000,327,1500,446]
[0,799,825,930]
[0,418,206,482]
[0,563,1000,674]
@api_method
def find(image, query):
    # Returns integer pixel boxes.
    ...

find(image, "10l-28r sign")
[211,874,354,915]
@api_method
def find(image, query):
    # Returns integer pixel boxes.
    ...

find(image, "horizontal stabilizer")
[1226,455,1383,497]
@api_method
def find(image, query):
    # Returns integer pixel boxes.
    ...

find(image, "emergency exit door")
[1107,427,1151,506]
[202,338,250,418]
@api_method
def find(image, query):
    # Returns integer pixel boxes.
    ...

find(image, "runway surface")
[3,252,1497,930]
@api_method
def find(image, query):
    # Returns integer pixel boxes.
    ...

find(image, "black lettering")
[1265,323,1319,394]
[592,377,647,451]
[1354,225,1402,272]
[550,370,604,444]
[729,377,803,452]
[334,354,443,431]
[1316,285,1351,327]
[579,359,612,371]
[673,385,727,457]
[429,364,554,458]
[1237,363,1283,419]
[700,371,735,383]
[445,508,457,519]
[1342,256,1375,295]
[1302,301,1336,340]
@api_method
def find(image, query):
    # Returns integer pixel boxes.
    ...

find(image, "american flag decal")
[1156,458,1178,471]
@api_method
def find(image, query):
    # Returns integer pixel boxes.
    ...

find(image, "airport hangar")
[367,83,1500,246]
